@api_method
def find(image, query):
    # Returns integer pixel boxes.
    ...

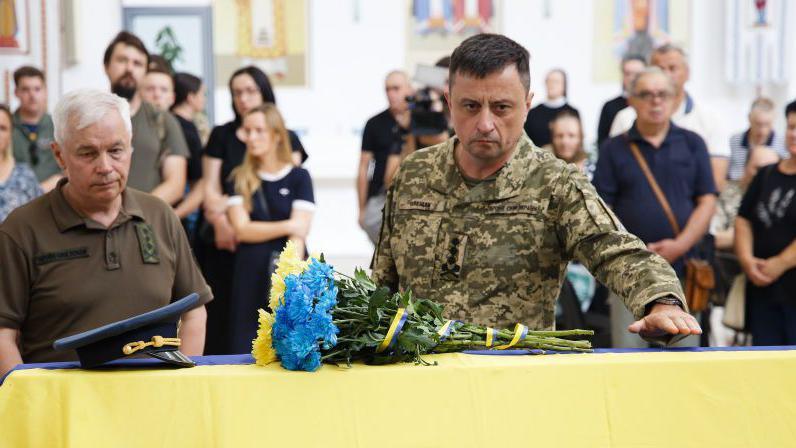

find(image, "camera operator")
[384,59,452,188]
[357,70,414,244]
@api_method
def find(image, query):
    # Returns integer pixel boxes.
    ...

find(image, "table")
[1,348,795,447]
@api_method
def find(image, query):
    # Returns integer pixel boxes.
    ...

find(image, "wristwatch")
[645,295,685,314]
[653,296,683,307]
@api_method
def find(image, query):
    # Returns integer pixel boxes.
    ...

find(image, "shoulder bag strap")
[254,186,272,219]
[627,139,682,236]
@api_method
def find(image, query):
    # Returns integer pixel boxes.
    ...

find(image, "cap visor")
[147,350,196,368]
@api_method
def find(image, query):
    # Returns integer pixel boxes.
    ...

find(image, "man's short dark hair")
[103,31,150,67]
[449,33,530,91]
[13,66,46,86]
[621,54,647,68]
[148,54,173,74]
[172,72,203,108]
[786,100,796,118]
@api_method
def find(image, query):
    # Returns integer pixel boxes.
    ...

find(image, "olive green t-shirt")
[0,179,212,362]
[11,110,61,182]
[128,101,190,192]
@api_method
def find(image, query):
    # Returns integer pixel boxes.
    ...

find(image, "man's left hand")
[627,303,702,339]
[647,239,686,264]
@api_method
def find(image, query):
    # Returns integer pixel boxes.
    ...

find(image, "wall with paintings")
[0,0,61,108]
[6,0,796,269]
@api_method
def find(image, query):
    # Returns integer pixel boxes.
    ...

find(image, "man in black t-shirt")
[357,71,413,243]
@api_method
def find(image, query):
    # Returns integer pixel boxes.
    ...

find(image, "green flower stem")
[462,325,593,339]
[436,340,591,352]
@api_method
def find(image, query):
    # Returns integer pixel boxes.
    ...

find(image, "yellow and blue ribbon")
[376,308,409,353]
[495,324,529,350]
[485,327,499,347]
[436,320,460,341]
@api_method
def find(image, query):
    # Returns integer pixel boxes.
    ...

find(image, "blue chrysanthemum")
[271,259,339,371]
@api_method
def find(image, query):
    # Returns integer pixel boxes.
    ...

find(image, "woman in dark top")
[523,68,579,147]
[735,107,796,345]
[226,104,314,353]
[199,66,307,354]
[171,72,206,242]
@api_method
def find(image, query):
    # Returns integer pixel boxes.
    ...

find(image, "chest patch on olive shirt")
[135,223,160,264]
[34,247,89,266]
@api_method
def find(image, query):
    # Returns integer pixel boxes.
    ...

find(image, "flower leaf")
[368,287,390,323]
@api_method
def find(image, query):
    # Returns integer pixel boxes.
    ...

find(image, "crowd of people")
[352,42,796,348]
[0,31,794,375]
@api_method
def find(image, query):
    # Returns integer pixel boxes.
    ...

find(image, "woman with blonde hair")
[225,103,315,353]
[548,109,598,327]
[0,104,41,222]
[548,109,595,180]
[199,66,306,354]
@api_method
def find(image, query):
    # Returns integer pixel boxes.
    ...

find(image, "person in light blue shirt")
[0,104,42,223]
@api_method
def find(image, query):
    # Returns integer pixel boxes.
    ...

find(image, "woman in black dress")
[199,66,307,354]
[226,104,315,353]
[735,104,796,345]
[523,68,579,147]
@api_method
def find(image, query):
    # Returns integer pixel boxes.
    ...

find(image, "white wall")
[1,0,60,109]
[26,0,796,273]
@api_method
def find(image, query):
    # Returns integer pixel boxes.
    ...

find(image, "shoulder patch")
[135,223,160,264]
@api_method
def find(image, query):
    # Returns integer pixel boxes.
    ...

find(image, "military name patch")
[398,198,443,212]
[135,223,160,264]
[34,247,89,265]
[485,203,538,215]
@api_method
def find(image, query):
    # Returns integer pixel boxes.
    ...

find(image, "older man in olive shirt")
[0,90,212,378]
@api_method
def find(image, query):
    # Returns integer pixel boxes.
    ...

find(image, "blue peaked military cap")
[53,293,200,368]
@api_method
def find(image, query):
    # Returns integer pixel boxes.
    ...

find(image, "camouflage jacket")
[372,135,686,330]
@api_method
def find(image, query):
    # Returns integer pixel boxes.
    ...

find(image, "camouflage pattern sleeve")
[552,165,687,320]
[371,172,400,292]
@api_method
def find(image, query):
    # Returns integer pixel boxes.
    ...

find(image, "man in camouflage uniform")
[372,34,702,343]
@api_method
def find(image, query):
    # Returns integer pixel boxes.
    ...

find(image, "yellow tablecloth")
[1,350,795,447]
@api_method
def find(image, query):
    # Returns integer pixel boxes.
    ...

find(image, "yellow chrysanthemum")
[268,241,310,310]
[252,309,277,366]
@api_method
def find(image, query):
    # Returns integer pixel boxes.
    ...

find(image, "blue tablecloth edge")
[3,346,795,386]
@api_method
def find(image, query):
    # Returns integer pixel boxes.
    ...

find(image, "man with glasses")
[594,67,717,347]
[11,66,62,192]
[609,44,730,192]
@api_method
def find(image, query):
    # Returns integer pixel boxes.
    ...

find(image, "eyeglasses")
[633,90,674,102]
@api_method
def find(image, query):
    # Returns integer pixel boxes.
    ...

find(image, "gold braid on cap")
[122,336,181,355]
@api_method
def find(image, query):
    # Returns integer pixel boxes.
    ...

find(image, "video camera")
[406,64,449,136]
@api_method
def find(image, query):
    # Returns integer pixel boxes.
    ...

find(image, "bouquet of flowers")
[252,242,594,372]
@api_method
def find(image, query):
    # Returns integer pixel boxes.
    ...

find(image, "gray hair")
[749,97,775,114]
[652,43,689,65]
[53,89,131,145]
[628,66,676,96]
